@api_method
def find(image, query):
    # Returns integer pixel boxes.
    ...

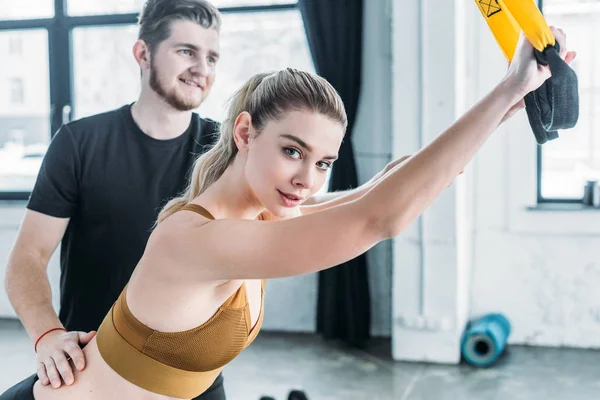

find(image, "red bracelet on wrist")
[34,328,67,353]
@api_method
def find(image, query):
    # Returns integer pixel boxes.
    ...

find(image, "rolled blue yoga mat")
[461,313,511,367]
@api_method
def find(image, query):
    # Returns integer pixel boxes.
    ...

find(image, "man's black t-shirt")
[27,104,218,332]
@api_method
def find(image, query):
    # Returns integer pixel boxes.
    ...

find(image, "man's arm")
[5,125,93,388]
[4,210,95,388]
[5,210,68,344]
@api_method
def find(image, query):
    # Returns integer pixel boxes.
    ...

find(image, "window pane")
[0,30,50,192]
[211,0,297,6]
[68,0,146,16]
[0,0,54,20]
[198,9,314,121]
[72,25,141,119]
[541,1,600,199]
[67,0,296,16]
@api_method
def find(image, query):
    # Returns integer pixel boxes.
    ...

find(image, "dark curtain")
[298,0,370,348]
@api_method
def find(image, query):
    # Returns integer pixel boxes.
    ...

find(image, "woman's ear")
[233,112,253,153]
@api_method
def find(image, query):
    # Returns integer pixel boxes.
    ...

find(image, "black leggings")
[0,375,35,400]
[0,372,226,400]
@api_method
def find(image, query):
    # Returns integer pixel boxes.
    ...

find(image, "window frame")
[0,1,299,200]
[536,0,588,204]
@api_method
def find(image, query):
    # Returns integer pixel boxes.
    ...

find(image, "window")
[67,0,296,15]
[0,0,312,199]
[211,0,297,6]
[0,30,50,194]
[67,0,146,16]
[72,25,141,119]
[197,9,314,122]
[539,0,600,202]
[0,0,54,20]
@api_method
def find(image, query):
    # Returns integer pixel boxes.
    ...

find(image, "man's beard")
[149,61,203,111]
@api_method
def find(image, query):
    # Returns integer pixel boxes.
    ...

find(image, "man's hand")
[36,330,96,388]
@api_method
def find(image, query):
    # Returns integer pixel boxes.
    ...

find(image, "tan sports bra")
[96,204,265,398]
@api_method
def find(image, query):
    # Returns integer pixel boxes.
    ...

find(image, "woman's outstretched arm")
[162,80,519,281]
[160,30,572,281]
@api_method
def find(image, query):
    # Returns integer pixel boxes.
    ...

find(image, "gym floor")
[1,318,599,400]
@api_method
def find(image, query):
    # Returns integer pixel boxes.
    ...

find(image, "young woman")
[2,28,574,400]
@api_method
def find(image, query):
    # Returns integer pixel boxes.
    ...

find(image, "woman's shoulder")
[147,208,212,252]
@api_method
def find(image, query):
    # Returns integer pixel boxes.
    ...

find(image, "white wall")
[390,0,473,364]
[389,0,600,363]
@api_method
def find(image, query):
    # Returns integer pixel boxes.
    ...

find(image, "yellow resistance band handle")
[475,0,556,63]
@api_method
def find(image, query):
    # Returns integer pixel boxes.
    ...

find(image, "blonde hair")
[157,68,347,223]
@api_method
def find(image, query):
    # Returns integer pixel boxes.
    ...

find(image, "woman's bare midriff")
[32,336,188,400]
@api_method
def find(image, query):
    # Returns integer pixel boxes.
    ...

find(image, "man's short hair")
[138,0,221,53]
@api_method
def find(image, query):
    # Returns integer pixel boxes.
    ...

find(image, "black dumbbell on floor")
[288,389,309,400]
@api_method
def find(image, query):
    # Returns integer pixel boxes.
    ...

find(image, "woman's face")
[245,110,345,218]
